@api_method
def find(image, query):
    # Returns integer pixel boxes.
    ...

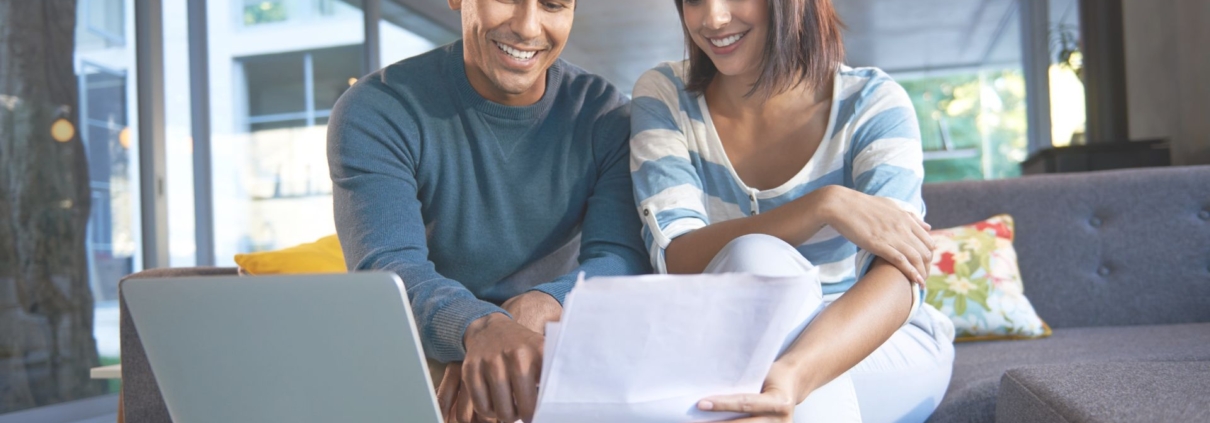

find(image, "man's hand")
[501,291,563,334]
[461,313,544,423]
[437,363,496,423]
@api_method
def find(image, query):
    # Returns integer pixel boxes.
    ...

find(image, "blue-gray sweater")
[327,41,650,363]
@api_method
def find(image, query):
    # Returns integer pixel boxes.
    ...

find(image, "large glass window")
[1049,0,1087,147]
[839,0,1030,183]
[74,0,140,399]
[209,0,365,264]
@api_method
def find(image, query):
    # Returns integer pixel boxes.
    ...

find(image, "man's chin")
[489,76,544,97]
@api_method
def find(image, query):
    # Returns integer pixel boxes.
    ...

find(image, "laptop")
[121,272,442,423]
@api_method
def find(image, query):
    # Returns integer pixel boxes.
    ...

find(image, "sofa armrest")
[120,267,238,423]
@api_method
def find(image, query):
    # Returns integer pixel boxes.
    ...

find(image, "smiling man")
[326,0,648,422]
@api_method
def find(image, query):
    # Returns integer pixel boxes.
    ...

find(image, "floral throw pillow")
[925,214,1051,341]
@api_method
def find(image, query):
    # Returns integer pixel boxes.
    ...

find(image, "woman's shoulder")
[834,65,912,105]
[832,65,914,126]
[633,60,693,97]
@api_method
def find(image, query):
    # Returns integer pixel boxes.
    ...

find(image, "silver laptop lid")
[122,272,440,423]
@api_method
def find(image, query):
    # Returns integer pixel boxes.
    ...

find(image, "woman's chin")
[711,64,758,80]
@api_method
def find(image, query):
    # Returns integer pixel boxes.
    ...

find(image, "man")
[326,0,649,422]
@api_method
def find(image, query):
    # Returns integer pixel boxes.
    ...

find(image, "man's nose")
[511,2,543,43]
[703,0,731,31]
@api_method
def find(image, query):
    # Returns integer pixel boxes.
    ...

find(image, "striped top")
[629,61,926,296]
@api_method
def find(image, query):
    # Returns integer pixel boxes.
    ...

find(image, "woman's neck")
[705,71,832,122]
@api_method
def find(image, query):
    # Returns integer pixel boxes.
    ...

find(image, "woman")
[629,0,955,421]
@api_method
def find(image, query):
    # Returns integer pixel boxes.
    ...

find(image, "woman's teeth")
[496,41,537,60]
[710,32,747,48]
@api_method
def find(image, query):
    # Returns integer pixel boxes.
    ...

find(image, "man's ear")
[448,0,462,11]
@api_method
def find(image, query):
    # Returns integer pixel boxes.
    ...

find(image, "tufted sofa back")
[921,166,1210,329]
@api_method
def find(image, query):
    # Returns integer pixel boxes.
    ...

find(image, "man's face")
[450,0,575,105]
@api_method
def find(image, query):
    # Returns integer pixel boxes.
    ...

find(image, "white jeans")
[703,234,956,423]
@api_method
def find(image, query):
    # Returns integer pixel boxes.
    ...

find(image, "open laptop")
[121,272,442,423]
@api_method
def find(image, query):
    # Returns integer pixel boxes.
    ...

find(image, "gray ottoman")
[995,361,1210,422]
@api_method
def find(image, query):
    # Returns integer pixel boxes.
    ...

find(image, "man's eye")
[543,2,567,11]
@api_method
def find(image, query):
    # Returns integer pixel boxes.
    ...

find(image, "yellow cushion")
[234,235,347,275]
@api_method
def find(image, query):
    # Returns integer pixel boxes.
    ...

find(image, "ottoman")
[995,361,1210,422]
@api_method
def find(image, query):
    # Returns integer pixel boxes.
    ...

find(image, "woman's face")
[681,0,770,80]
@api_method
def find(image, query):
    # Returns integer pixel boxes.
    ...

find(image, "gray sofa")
[119,165,1210,422]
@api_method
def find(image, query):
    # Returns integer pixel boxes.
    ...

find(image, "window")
[210,2,366,264]
[840,0,1031,182]
[1049,0,1086,147]
[241,0,359,27]
[78,0,126,49]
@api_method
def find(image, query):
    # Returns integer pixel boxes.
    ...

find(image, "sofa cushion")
[996,361,1210,423]
[927,322,1210,423]
[921,166,1210,329]
[233,234,346,275]
[925,214,1050,341]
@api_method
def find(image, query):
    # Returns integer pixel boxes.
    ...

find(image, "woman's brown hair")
[673,0,846,99]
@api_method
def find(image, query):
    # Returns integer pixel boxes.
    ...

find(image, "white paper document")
[532,271,846,423]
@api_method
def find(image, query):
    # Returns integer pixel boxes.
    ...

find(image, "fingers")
[438,363,462,420]
[915,213,933,231]
[882,246,923,286]
[910,215,936,261]
[898,240,928,285]
[509,351,541,423]
[698,393,794,416]
[723,417,783,423]
[906,231,933,281]
[454,386,475,423]
[462,361,495,420]
[486,361,518,423]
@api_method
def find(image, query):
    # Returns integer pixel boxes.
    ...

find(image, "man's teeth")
[496,42,537,60]
[710,32,746,48]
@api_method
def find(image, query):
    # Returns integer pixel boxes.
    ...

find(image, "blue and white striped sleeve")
[629,68,709,273]
[847,77,927,278]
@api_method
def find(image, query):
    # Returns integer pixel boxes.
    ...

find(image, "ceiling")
[393,0,1078,92]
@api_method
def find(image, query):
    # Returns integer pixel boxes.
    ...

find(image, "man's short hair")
[673,0,846,99]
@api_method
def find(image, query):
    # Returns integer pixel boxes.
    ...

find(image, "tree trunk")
[0,0,104,413]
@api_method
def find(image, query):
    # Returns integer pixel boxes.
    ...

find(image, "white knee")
[706,234,814,276]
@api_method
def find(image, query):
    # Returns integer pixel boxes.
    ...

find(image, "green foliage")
[899,69,1029,183]
[244,1,288,25]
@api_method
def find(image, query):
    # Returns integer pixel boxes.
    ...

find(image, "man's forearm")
[406,277,511,363]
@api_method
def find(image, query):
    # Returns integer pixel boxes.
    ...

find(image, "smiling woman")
[627,0,956,422]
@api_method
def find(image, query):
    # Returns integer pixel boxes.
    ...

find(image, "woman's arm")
[698,258,914,418]
[779,258,914,394]
[665,186,933,284]
[663,187,836,274]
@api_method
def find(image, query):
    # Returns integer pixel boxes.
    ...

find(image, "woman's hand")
[698,360,806,423]
[816,186,934,286]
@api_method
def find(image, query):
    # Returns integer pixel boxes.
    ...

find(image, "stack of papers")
[532,271,830,423]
